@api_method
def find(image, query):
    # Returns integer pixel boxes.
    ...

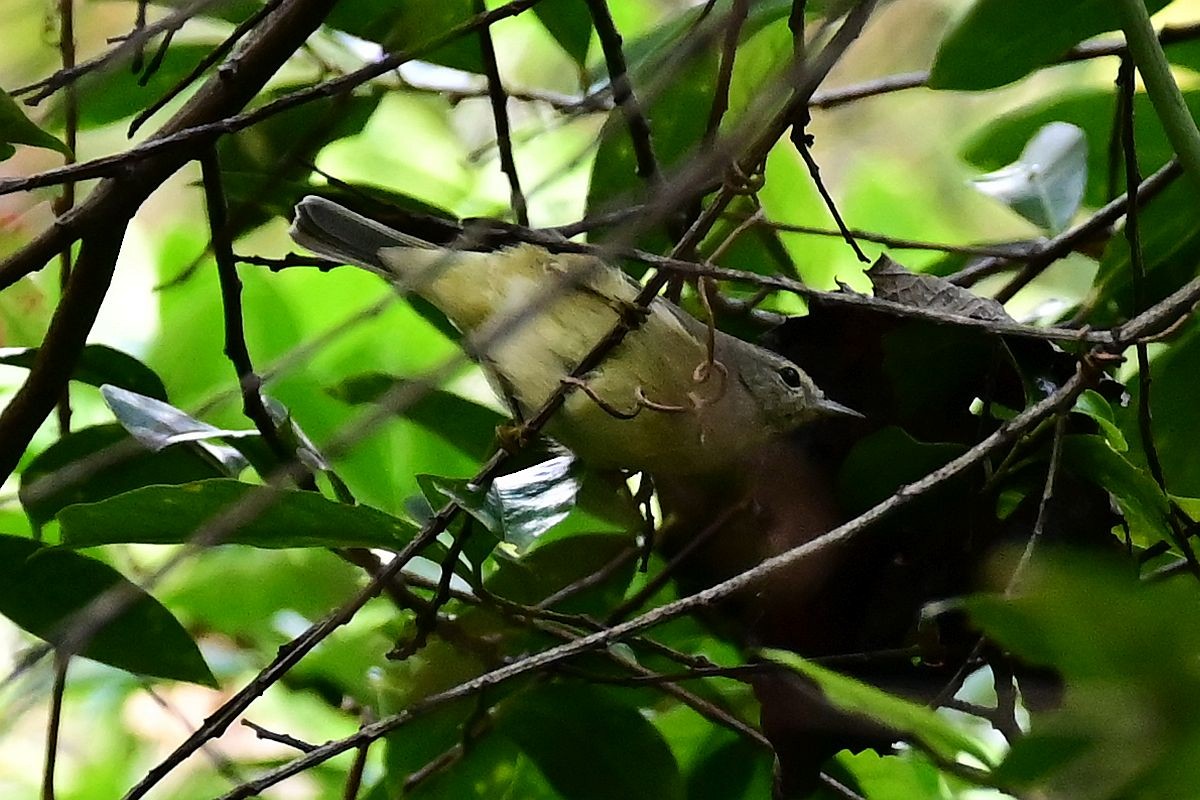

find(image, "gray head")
[732,343,862,432]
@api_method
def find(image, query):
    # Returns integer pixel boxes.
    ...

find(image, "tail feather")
[290,196,432,273]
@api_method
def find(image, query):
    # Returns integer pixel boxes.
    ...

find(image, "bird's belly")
[475,289,764,473]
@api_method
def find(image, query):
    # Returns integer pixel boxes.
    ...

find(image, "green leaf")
[0,89,70,160]
[496,682,685,800]
[216,90,382,236]
[968,556,1200,798]
[0,534,214,685]
[586,0,796,255]
[1060,434,1171,545]
[762,649,994,768]
[1072,390,1128,452]
[930,0,1172,91]
[1092,179,1200,324]
[47,43,217,130]
[328,373,504,461]
[837,426,965,514]
[19,424,227,530]
[325,0,484,73]
[0,343,168,401]
[484,533,637,616]
[58,479,423,551]
[685,736,774,800]
[534,0,593,66]
[1118,325,1200,497]
[837,750,948,800]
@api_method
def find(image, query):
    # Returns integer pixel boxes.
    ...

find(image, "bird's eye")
[778,366,803,388]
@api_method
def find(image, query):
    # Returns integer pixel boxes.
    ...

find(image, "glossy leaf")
[970,122,1086,233]
[101,385,251,474]
[1073,390,1128,452]
[930,0,1172,91]
[961,89,1200,209]
[0,343,168,400]
[58,479,423,551]
[421,456,581,551]
[0,534,214,686]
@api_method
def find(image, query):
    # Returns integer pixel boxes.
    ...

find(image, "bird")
[290,196,859,474]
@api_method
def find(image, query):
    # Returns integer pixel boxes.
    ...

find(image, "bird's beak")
[815,396,865,420]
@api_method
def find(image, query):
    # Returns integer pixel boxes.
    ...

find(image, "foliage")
[2,1,1200,799]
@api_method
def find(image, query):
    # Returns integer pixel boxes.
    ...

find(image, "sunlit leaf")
[0,88,70,160]
[421,456,581,551]
[1061,434,1171,545]
[763,649,994,767]
[1073,390,1128,452]
[961,89,1200,209]
[970,122,1087,233]
[101,385,252,474]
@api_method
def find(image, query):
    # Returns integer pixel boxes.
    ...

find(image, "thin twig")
[703,0,750,145]
[240,720,317,753]
[12,0,220,103]
[755,218,1042,258]
[128,0,287,135]
[201,148,319,490]
[40,654,68,800]
[586,0,658,181]
[52,0,78,437]
[1117,59,1200,576]
[473,0,528,225]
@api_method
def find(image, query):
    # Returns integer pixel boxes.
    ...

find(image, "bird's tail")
[290,196,432,275]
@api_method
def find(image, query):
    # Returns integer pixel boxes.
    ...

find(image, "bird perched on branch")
[290,196,858,474]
